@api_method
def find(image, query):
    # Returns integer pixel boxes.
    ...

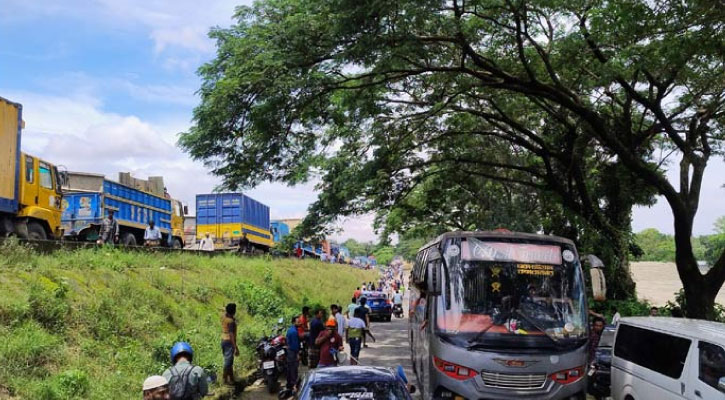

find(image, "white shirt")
[348,317,366,329]
[335,313,346,337]
[198,237,215,251]
[144,226,161,240]
[393,293,403,305]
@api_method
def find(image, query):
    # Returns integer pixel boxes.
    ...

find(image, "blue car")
[363,291,392,322]
[295,366,414,400]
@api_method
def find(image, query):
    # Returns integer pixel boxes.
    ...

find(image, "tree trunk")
[673,216,715,318]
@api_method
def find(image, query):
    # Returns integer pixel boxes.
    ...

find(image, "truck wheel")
[171,238,182,249]
[120,233,137,246]
[27,221,47,240]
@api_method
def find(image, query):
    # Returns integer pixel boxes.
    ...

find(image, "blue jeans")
[349,337,362,360]
[286,350,299,389]
[221,340,235,369]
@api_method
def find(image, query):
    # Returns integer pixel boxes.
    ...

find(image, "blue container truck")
[270,220,290,243]
[196,193,274,249]
[61,172,186,247]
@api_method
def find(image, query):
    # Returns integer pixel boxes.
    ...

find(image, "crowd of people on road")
[140,259,409,399]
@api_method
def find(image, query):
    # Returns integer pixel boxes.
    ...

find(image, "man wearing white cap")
[143,375,170,400]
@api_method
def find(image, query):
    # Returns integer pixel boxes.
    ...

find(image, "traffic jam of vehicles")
[4,96,725,399]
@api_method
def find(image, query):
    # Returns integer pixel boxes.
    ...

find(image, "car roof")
[619,317,725,344]
[420,230,575,251]
[307,366,398,385]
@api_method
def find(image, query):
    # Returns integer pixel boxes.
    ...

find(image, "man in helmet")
[143,375,170,400]
[162,342,208,400]
[315,318,344,368]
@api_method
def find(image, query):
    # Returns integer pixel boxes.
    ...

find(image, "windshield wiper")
[514,308,560,345]
[466,322,496,348]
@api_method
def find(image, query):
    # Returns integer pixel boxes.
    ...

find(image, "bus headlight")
[433,356,477,380]
[549,366,585,385]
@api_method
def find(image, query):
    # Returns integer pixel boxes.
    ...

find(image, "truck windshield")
[436,238,587,350]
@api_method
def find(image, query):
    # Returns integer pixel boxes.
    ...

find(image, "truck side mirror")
[183,205,188,215]
[584,255,607,301]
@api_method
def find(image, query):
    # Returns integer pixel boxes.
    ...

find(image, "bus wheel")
[27,221,48,240]
[121,233,137,246]
[171,238,182,249]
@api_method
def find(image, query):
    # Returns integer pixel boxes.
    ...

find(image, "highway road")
[240,309,416,399]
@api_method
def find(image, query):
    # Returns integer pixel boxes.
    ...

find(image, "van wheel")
[27,222,48,240]
[120,233,137,246]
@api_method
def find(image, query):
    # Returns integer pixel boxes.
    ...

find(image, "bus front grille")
[480,371,547,390]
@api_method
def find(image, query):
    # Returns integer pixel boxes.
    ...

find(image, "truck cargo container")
[61,172,185,247]
[0,96,64,239]
[196,193,273,249]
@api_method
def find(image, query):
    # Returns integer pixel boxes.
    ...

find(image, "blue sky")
[1,0,723,240]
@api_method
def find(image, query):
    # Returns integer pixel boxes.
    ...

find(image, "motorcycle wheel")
[266,374,277,394]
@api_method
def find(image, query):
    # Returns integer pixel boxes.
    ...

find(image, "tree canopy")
[180,0,725,317]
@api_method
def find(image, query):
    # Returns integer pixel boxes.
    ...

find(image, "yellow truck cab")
[1,96,64,240]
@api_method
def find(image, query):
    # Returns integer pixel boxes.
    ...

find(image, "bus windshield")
[436,238,587,350]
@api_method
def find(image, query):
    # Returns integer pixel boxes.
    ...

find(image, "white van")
[611,317,725,400]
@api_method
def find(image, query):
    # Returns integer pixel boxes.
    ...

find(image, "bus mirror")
[589,266,607,301]
[583,254,605,269]
[427,263,442,296]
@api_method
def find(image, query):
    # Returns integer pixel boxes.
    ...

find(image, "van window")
[39,163,53,189]
[614,324,691,379]
[25,156,34,183]
[699,341,725,390]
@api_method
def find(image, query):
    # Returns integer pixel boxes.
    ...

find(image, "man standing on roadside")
[221,303,240,385]
[315,319,343,368]
[285,316,301,392]
[588,317,606,361]
[144,220,162,247]
[98,209,119,245]
[346,308,366,365]
[308,309,325,368]
[198,232,215,251]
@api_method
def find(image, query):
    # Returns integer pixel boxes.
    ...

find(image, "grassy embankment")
[0,240,376,399]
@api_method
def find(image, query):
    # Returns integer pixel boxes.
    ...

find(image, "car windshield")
[311,382,408,400]
[435,238,588,350]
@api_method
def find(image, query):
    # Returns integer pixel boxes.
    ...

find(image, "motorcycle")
[256,317,287,393]
[393,303,404,318]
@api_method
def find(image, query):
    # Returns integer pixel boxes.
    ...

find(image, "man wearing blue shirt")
[286,316,302,391]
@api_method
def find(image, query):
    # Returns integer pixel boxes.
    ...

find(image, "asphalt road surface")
[240,309,416,399]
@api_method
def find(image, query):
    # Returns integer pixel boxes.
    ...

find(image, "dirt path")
[631,261,725,306]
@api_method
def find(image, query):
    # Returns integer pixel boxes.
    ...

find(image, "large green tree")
[181,0,724,317]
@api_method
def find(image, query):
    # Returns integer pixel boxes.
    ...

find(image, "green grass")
[0,239,376,399]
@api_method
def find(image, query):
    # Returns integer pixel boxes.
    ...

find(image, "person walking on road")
[346,297,358,319]
[221,303,240,385]
[143,375,170,400]
[346,308,366,365]
[144,220,162,247]
[98,209,119,245]
[315,319,343,368]
[332,304,346,338]
[308,309,324,368]
[162,342,208,400]
[356,297,372,348]
[198,232,214,251]
[285,316,301,392]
